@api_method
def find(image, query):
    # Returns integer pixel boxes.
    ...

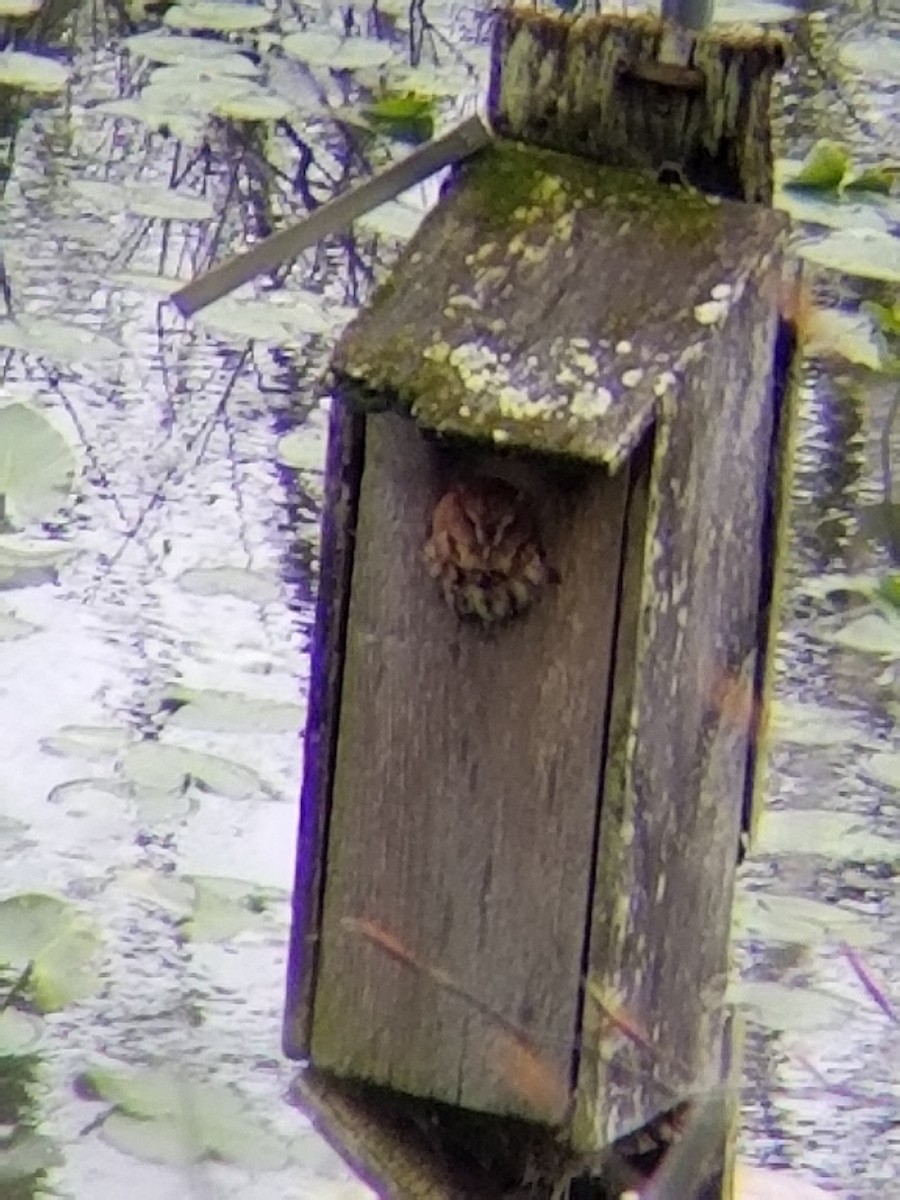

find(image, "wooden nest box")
[285,8,795,1189]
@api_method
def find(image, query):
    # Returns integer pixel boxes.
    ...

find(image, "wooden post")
[284,9,794,1196]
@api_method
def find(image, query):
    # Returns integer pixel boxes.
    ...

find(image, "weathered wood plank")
[334,139,789,468]
[309,414,630,1122]
[573,258,784,1149]
[488,9,787,204]
[284,398,366,1057]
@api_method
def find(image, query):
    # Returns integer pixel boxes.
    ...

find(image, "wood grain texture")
[334,140,788,470]
[310,414,630,1123]
[488,9,786,204]
[573,258,785,1150]
[284,398,365,1057]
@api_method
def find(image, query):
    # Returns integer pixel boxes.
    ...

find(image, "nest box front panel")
[308,411,631,1123]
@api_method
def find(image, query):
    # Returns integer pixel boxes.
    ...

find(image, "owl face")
[423,476,555,625]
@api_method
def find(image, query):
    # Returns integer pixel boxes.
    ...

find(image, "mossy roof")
[332,139,788,470]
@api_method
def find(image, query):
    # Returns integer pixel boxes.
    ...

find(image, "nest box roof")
[332,140,787,470]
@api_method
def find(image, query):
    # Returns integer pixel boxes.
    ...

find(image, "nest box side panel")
[575,270,786,1148]
[309,412,630,1124]
[284,397,366,1057]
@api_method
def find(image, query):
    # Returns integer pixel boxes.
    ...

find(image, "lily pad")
[839,36,900,78]
[732,980,857,1033]
[121,740,275,799]
[124,31,244,64]
[769,699,858,747]
[195,296,329,342]
[798,229,900,285]
[804,308,884,371]
[356,197,427,241]
[0,51,69,93]
[215,90,293,122]
[275,426,327,471]
[0,610,38,640]
[0,894,103,1011]
[735,891,882,949]
[111,271,182,296]
[831,612,900,657]
[755,808,897,863]
[0,404,76,526]
[0,1009,43,1056]
[0,537,78,587]
[127,185,215,221]
[81,1066,290,1169]
[0,316,120,364]
[861,751,900,791]
[176,566,280,603]
[160,684,303,733]
[163,1,273,33]
[0,1129,62,1180]
[40,724,134,762]
[784,139,850,191]
[0,0,44,15]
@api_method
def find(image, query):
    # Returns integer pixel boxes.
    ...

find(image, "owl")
[423,477,556,625]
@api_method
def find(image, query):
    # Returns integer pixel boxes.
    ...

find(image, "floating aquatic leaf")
[0,404,76,526]
[803,308,883,370]
[124,31,244,64]
[164,1,272,32]
[161,684,303,733]
[769,699,858,747]
[49,776,195,822]
[215,90,293,121]
[0,537,78,587]
[785,139,850,192]
[0,0,43,15]
[842,166,896,195]
[331,37,394,71]
[864,301,900,337]
[280,30,342,66]
[0,1009,43,1056]
[126,185,215,221]
[363,92,434,141]
[0,316,120,364]
[734,891,882,949]
[0,51,69,93]
[839,36,900,78]
[861,751,900,792]
[111,270,182,296]
[0,1129,62,1181]
[83,1066,290,1170]
[0,610,37,640]
[195,296,328,342]
[176,566,280,603]
[714,0,799,21]
[121,740,274,799]
[755,808,897,863]
[0,894,103,1011]
[831,611,900,657]
[275,426,327,471]
[798,229,900,285]
[41,725,135,762]
[182,876,275,942]
[356,197,427,241]
[149,55,259,82]
[796,571,877,601]
[95,98,207,143]
[732,980,857,1033]
[121,868,194,917]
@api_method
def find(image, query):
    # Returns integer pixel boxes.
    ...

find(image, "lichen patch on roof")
[333,139,788,467]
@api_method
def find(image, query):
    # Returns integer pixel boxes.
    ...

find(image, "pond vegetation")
[0,0,897,1195]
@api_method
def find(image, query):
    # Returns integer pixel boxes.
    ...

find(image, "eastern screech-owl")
[422,477,555,625]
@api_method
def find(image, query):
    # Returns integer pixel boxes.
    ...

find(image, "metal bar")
[171,113,493,318]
